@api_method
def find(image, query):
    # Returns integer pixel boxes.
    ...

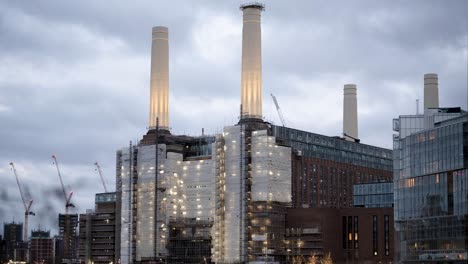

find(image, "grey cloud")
[0,189,9,202]
[0,0,467,236]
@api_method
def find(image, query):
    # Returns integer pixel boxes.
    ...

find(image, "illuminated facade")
[149,26,169,130]
[117,134,216,264]
[240,4,264,120]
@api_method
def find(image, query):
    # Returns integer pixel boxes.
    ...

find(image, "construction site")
[114,2,394,264]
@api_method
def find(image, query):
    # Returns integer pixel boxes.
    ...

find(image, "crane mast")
[10,162,35,262]
[94,162,108,192]
[52,155,74,260]
[270,93,287,127]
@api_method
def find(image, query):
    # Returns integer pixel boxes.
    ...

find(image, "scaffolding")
[117,123,294,264]
[117,141,138,264]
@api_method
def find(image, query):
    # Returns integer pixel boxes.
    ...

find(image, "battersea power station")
[114,3,394,264]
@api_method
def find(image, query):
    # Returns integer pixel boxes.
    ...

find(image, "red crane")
[9,162,35,242]
[94,162,108,192]
[51,155,74,259]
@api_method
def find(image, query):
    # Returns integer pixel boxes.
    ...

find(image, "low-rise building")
[286,207,394,264]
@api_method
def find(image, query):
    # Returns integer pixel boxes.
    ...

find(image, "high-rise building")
[30,229,54,264]
[3,221,26,262]
[58,214,79,263]
[393,74,468,262]
[79,192,117,264]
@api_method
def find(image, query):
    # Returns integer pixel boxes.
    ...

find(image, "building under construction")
[115,3,393,264]
[30,229,55,264]
[58,214,79,263]
[2,221,26,262]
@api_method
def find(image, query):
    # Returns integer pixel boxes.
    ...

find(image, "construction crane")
[9,162,35,243]
[94,162,108,192]
[52,155,74,210]
[270,93,287,127]
[52,155,74,260]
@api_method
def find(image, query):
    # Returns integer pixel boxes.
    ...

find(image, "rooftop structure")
[149,26,170,130]
[240,3,264,121]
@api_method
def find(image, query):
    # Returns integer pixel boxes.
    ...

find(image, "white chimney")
[424,73,439,109]
[149,26,169,130]
[240,4,264,120]
[343,84,358,141]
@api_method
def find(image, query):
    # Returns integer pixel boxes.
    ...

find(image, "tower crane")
[270,93,287,127]
[94,162,108,192]
[9,162,35,243]
[52,155,74,259]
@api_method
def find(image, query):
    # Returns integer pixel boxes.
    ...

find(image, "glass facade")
[394,111,468,263]
[95,192,117,203]
[353,182,393,208]
[272,126,392,171]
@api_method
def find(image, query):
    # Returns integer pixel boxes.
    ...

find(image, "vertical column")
[424,73,439,109]
[343,84,358,141]
[149,26,169,130]
[240,5,264,120]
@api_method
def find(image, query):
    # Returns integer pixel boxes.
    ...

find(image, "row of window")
[342,215,390,256]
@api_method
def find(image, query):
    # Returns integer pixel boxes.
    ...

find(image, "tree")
[321,252,334,264]
[306,255,318,264]
[292,255,304,264]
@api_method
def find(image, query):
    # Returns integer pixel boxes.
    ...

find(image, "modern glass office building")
[393,108,468,262]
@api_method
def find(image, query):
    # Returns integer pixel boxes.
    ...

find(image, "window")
[373,215,378,256]
[342,216,347,249]
[354,216,359,249]
[348,216,353,249]
[384,215,389,256]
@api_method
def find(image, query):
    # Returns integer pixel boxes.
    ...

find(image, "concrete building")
[393,74,468,262]
[115,3,396,264]
[79,192,117,264]
[30,229,54,264]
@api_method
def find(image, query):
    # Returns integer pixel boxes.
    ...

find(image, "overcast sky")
[0,0,467,236]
